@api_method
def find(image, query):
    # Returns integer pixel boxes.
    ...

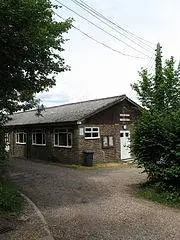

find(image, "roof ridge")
[47,94,125,109]
[13,94,126,114]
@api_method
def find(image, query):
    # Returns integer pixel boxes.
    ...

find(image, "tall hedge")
[131,44,180,190]
[132,110,180,189]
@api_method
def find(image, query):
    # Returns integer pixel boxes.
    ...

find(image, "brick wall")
[9,131,27,159]
[10,126,79,164]
[78,124,119,163]
[50,128,79,164]
[8,98,140,164]
[77,99,140,163]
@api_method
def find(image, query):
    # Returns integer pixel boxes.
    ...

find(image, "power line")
[145,54,155,70]
[71,0,155,48]
[55,0,151,57]
[54,12,148,59]
[69,0,153,52]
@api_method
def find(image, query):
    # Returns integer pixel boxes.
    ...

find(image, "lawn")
[0,181,24,216]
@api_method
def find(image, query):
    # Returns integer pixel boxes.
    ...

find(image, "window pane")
[125,133,129,137]
[19,133,24,143]
[54,133,58,145]
[109,136,114,146]
[85,126,100,139]
[16,134,19,143]
[103,136,108,147]
[42,134,46,144]
[85,128,91,132]
[59,133,67,146]
[16,133,26,143]
[68,133,72,146]
[85,132,91,138]
[120,133,123,137]
[36,132,43,144]
[92,132,98,138]
[32,133,36,143]
[24,134,27,143]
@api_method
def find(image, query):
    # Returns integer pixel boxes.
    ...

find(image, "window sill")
[54,145,72,148]
[102,146,114,149]
[32,144,46,146]
[85,137,100,140]
[16,142,26,145]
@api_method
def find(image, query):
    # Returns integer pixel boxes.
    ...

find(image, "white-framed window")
[16,132,27,144]
[54,129,72,147]
[84,127,100,139]
[32,130,46,146]
[102,136,114,148]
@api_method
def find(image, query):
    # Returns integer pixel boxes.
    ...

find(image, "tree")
[0,0,72,116]
[132,43,180,111]
[131,44,180,190]
[0,0,72,179]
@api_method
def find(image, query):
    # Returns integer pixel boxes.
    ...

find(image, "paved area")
[9,159,180,240]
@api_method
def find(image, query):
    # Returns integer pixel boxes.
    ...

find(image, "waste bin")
[83,150,94,166]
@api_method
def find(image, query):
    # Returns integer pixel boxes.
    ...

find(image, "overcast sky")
[38,0,180,107]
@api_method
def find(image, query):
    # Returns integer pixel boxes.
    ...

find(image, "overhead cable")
[54,12,149,59]
[69,0,154,52]
[71,0,155,48]
[55,0,151,57]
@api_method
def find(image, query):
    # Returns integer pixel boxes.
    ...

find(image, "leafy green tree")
[132,43,180,111]
[0,0,72,179]
[132,44,180,190]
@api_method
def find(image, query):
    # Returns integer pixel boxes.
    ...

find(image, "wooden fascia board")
[78,96,142,123]
[78,96,127,122]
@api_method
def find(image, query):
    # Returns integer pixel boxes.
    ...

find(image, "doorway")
[120,130,131,160]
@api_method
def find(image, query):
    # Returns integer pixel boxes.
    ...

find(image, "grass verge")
[50,161,135,169]
[0,181,24,216]
[136,182,180,208]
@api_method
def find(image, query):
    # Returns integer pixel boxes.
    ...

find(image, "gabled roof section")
[6,94,139,126]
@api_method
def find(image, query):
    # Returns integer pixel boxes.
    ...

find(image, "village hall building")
[6,95,140,164]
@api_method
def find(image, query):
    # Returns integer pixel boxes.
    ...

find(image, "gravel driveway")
[10,159,180,240]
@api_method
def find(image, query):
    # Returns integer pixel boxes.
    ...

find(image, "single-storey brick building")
[6,94,140,164]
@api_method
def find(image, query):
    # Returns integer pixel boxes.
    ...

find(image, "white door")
[120,130,131,160]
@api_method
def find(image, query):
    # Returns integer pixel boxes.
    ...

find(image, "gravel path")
[10,159,180,240]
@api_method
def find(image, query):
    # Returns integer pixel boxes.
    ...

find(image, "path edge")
[20,192,55,240]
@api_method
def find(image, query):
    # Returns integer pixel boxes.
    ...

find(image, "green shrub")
[0,181,24,214]
[137,182,180,208]
[0,126,10,181]
[132,110,180,190]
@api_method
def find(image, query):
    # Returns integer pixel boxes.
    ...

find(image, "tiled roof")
[6,95,127,126]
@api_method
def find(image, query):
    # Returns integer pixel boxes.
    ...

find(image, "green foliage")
[132,44,180,111]
[132,110,180,189]
[0,127,9,181]
[137,182,180,208]
[0,0,72,115]
[132,44,180,190]
[0,181,24,214]
[0,0,72,179]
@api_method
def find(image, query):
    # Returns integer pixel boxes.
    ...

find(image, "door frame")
[120,130,131,160]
